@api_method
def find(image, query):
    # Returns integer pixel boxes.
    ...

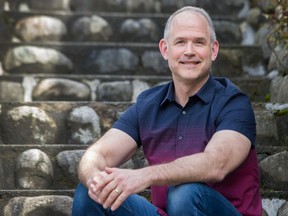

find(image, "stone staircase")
[0,0,288,215]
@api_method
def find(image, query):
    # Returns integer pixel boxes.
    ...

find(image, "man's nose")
[184,42,195,55]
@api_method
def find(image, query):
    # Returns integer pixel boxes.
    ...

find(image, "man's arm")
[96,129,252,211]
[77,128,138,187]
[145,129,251,186]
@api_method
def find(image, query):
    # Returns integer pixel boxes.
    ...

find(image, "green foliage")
[265,0,288,48]
[264,0,288,72]
[274,108,288,116]
[264,93,271,102]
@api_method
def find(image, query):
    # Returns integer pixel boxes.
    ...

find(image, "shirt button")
[182,111,186,115]
[178,136,183,140]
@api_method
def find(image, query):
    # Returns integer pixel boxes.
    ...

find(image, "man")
[72,6,262,216]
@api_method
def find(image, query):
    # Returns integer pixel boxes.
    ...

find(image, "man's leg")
[72,183,161,216]
[166,183,242,216]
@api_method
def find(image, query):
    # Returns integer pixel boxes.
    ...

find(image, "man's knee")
[166,183,207,215]
[72,183,93,215]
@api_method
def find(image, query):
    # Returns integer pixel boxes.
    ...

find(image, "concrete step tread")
[0,144,286,151]
[1,188,288,200]
[0,42,265,80]
[4,9,241,21]
[0,189,74,197]
[2,10,244,45]
[0,41,261,49]
[0,73,269,80]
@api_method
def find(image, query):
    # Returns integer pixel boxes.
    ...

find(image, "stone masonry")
[0,0,288,215]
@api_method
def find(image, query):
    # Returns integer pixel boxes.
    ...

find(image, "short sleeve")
[216,93,256,146]
[112,104,142,147]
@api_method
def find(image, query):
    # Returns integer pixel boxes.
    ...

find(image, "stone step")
[2,10,243,44]
[0,74,271,103]
[0,143,287,189]
[0,101,286,146]
[0,143,288,215]
[6,1,249,18]
[0,189,288,216]
[0,42,265,77]
[0,144,87,190]
[0,189,74,215]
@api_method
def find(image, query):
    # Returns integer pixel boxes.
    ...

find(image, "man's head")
[159,6,219,86]
[163,6,217,43]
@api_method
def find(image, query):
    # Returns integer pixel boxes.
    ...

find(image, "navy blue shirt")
[114,75,256,164]
[112,75,261,215]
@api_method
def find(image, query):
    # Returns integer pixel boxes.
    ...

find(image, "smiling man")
[72,6,262,216]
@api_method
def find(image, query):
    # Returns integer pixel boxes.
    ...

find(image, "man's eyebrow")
[195,37,207,42]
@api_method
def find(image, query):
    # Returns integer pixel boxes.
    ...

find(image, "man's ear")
[159,39,168,60]
[211,40,219,61]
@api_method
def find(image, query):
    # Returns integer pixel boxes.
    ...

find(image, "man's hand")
[87,167,150,211]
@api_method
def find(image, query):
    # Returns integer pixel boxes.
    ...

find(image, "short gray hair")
[163,6,216,42]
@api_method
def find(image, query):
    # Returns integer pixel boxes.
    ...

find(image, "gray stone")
[119,159,135,169]
[254,0,277,12]
[32,78,90,101]
[270,76,288,103]
[67,106,101,144]
[246,7,265,28]
[214,21,242,44]
[86,48,139,74]
[15,16,67,42]
[27,0,71,11]
[132,80,150,102]
[70,0,104,11]
[71,16,113,41]
[262,209,268,216]
[255,110,278,146]
[4,46,73,74]
[0,81,23,102]
[278,201,288,216]
[199,0,247,17]
[212,49,242,77]
[161,0,197,12]
[22,76,37,102]
[84,79,100,101]
[142,51,169,74]
[0,105,57,144]
[15,149,53,189]
[106,0,160,12]
[240,22,255,45]
[97,81,133,101]
[0,62,4,75]
[0,160,4,189]
[56,150,85,183]
[255,25,272,60]
[259,151,288,190]
[262,198,286,216]
[268,46,288,75]
[4,195,73,216]
[120,19,140,40]
[275,47,288,76]
[243,64,266,76]
[120,18,160,42]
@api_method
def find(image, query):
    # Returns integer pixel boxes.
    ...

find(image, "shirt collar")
[160,75,216,107]
[160,81,174,107]
[193,75,216,104]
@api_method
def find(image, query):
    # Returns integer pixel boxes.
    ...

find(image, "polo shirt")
[113,75,262,216]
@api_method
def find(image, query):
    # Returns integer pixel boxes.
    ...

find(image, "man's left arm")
[143,129,251,186]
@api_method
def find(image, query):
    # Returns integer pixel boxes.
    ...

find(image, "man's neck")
[173,75,209,107]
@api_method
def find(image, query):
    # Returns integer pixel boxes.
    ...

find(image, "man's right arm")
[77,128,138,187]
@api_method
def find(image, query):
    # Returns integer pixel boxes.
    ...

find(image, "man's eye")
[195,41,205,46]
[176,41,184,45]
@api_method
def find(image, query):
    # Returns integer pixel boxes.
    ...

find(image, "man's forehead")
[170,12,211,37]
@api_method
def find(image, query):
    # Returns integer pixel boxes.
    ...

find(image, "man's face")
[159,12,219,84]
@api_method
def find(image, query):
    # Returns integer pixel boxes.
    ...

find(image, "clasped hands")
[87,167,147,211]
